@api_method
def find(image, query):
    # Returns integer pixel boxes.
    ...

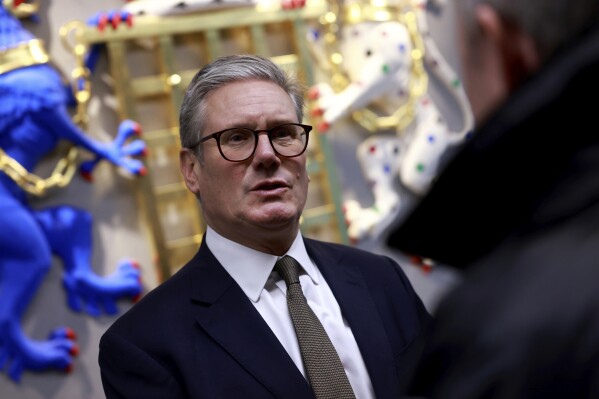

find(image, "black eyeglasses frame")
[191,123,312,162]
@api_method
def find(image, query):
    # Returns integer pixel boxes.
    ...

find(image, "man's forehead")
[203,82,295,128]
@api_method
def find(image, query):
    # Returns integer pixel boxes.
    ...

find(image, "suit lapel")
[305,239,401,399]
[189,240,314,399]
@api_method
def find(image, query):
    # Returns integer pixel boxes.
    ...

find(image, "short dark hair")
[456,0,599,61]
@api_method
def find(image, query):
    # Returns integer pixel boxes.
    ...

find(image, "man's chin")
[245,207,300,229]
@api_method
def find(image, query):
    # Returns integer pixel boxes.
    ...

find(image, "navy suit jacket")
[99,237,431,398]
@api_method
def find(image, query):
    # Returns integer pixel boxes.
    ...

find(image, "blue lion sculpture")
[0,2,145,382]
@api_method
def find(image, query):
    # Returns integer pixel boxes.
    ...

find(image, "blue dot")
[428,135,435,143]
[398,44,406,53]
[383,164,391,174]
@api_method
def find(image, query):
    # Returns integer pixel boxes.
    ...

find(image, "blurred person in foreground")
[99,54,431,399]
[387,0,599,398]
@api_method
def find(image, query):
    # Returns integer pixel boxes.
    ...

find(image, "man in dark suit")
[387,0,599,398]
[99,54,431,398]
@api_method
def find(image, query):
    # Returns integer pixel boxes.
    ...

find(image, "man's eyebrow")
[223,120,298,129]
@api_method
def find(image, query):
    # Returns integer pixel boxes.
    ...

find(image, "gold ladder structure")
[72,0,348,280]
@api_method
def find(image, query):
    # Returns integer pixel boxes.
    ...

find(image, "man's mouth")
[252,180,289,191]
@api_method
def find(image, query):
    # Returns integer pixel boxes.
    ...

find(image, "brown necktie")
[275,255,356,399]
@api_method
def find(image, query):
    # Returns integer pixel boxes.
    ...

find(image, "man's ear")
[476,3,540,90]
[180,148,201,195]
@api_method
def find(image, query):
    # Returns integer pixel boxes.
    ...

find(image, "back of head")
[456,0,599,62]
[179,54,305,157]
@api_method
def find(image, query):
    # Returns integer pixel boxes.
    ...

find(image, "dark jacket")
[99,237,431,398]
[387,22,599,399]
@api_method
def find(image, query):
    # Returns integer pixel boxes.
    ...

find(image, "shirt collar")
[205,226,319,302]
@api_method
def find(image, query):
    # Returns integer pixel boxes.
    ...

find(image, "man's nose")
[255,133,275,154]
[253,133,280,164]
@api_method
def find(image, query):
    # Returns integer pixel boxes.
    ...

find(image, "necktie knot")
[275,255,301,287]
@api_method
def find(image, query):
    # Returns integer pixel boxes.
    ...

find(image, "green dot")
[416,163,425,172]
[452,78,461,88]
[382,64,390,74]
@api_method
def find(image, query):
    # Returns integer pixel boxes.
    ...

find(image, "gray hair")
[455,0,599,61]
[179,54,305,161]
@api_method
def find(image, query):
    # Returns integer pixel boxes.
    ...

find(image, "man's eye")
[224,130,252,144]
[271,127,296,140]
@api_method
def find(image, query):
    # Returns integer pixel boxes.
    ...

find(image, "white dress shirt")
[206,227,375,399]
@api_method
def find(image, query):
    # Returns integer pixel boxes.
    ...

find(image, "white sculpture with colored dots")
[308,0,473,243]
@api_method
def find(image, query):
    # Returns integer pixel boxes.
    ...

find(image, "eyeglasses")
[194,123,312,162]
